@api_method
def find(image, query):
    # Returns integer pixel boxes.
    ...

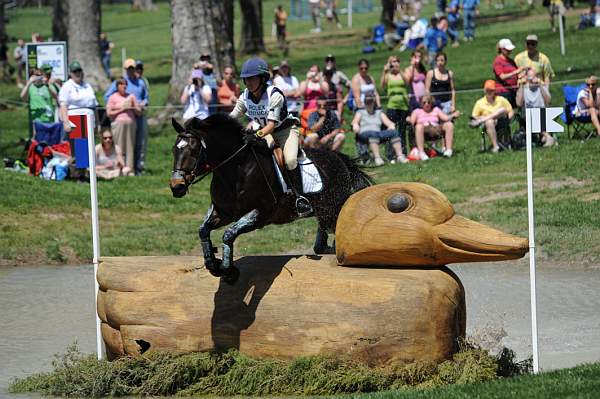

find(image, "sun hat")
[484,80,496,91]
[191,69,204,79]
[498,38,515,51]
[68,60,82,72]
[40,63,53,73]
[123,58,136,69]
[585,75,598,85]
[525,34,538,42]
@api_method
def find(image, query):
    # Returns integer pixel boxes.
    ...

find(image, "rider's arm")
[229,96,247,121]
[260,90,287,137]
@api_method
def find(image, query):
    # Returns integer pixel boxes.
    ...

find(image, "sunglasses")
[422,101,432,104]
[526,41,537,46]
[102,136,113,140]
[359,66,368,70]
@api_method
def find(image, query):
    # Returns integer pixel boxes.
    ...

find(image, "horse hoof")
[205,258,222,277]
[221,266,240,285]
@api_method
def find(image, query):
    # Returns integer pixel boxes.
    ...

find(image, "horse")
[170,113,372,284]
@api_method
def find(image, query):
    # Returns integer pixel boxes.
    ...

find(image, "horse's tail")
[335,151,374,192]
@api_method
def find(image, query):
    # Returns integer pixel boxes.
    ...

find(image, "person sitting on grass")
[95,129,131,179]
[575,75,600,137]
[410,94,459,160]
[351,96,408,166]
[516,68,556,147]
[305,97,345,151]
[469,80,514,153]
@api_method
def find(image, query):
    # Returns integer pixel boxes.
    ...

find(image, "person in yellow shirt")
[514,34,554,87]
[470,80,514,153]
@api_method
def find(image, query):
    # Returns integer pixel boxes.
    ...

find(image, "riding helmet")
[240,58,270,79]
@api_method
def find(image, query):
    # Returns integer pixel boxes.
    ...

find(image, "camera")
[192,78,200,86]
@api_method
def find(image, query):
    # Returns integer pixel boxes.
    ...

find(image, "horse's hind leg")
[199,204,226,277]
[313,227,335,255]
[221,209,260,284]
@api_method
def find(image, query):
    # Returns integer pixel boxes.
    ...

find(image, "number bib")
[242,86,287,128]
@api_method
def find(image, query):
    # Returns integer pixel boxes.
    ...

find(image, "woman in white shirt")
[181,70,212,121]
[58,60,99,135]
[272,60,300,118]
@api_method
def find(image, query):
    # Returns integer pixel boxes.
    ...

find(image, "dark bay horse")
[170,114,372,283]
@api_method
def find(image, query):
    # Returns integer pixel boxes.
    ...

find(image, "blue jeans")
[463,9,476,39]
[101,54,111,78]
[436,0,447,14]
[447,17,459,42]
[134,115,148,174]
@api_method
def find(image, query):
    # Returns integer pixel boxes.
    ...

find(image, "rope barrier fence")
[0,76,590,111]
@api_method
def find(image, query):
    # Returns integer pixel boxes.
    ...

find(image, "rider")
[230,57,313,217]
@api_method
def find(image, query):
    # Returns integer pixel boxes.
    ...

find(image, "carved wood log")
[336,183,528,267]
[98,255,465,365]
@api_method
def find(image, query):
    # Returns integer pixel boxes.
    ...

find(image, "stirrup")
[295,195,313,217]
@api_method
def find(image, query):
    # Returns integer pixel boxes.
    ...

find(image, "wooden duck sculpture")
[97,183,528,365]
[336,182,528,267]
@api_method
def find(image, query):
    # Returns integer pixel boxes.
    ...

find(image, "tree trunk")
[51,0,69,42]
[168,0,235,104]
[0,0,5,41]
[239,0,265,54]
[381,0,396,29]
[132,0,155,11]
[67,0,109,90]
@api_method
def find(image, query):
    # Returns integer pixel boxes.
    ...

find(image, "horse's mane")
[184,114,243,138]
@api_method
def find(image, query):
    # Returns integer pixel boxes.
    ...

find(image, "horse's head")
[170,115,245,198]
[170,118,210,198]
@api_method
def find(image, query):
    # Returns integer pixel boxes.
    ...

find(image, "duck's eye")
[387,193,410,213]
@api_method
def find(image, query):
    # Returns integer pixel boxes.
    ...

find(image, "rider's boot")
[284,167,313,217]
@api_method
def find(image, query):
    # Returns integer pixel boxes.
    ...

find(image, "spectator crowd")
[4,1,600,182]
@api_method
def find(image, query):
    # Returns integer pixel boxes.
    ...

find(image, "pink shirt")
[411,107,445,126]
[107,92,137,123]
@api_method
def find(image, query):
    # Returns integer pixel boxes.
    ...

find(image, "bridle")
[172,132,249,188]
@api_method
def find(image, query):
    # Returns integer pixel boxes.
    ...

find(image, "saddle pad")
[271,156,323,194]
[299,157,323,193]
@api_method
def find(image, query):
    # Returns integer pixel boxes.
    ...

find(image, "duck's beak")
[433,215,529,264]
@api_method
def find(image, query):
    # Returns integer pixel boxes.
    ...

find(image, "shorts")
[423,124,443,139]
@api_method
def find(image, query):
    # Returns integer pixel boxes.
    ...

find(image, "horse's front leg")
[221,209,260,284]
[199,204,226,277]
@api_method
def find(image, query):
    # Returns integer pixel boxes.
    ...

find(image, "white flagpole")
[348,0,353,28]
[558,12,565,56]
[85,113,103,360]
[525,108,540,373]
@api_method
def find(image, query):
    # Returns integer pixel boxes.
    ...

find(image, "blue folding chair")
[562,84,595,140]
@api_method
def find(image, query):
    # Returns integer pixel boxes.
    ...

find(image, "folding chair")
[562,84,596,140]
[479,115,520,152]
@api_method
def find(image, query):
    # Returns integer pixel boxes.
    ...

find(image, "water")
[1,260,600,397]
[0,265,96,397]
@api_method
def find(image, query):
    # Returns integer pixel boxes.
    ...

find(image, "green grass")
[1,2,599,265]
[9,344,533,397]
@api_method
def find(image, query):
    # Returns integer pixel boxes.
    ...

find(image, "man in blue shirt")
[104,58,149,175]
[424,17,448,68]
[462,0,480,41]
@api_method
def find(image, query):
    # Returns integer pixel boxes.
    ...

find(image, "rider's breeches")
[265,126,300,170]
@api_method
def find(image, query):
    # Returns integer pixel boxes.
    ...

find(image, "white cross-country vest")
[241,85,288,129]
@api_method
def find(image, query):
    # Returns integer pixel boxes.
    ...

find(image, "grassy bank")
[9,344,533,397]
[1,2,599,266]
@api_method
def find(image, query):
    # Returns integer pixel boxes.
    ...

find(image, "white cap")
[498,38,515,51]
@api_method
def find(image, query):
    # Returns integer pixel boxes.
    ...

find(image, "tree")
[239,0,265,54]
[67,0,109,89]
[132,0,155,11]
[381,0,396,29]
[0,0,5,41]
[51,0,69,42]
[168,0,235,103]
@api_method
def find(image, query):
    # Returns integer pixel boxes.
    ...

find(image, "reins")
[188,142,249,186]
